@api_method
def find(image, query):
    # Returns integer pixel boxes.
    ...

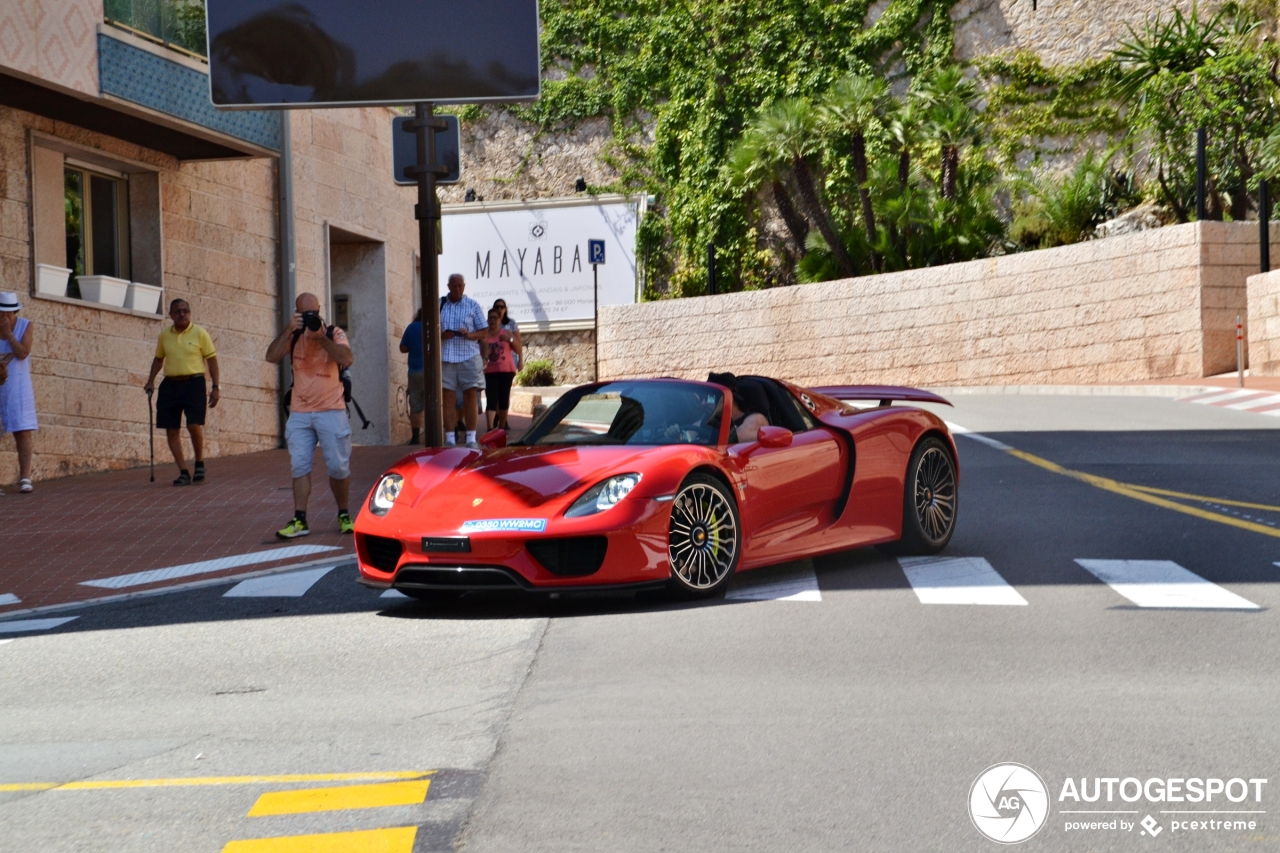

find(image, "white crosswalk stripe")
[223,567,337,598]
[80,545,343,590]
[897,556,1028,605]
[0,617,79,633]
[0,593,20,606]
[1179,388,1280,415]
[1075,559,1261,609]
[726,567,822,602]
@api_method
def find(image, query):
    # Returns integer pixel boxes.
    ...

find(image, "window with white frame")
[63,162,131,292]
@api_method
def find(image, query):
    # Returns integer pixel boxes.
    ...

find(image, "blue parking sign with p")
[588,239,606,265]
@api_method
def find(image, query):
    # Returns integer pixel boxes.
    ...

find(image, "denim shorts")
[286,409,352,480]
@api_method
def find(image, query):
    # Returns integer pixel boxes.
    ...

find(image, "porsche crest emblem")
[472,498,483,507]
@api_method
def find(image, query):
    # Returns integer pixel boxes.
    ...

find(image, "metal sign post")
[406,102,449,447]
[589,239,605,381]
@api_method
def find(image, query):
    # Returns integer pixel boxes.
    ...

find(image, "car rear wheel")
[667,473,741,598]
[884,436,957,555]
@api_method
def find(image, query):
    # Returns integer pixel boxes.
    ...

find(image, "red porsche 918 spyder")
[354,376,957,599]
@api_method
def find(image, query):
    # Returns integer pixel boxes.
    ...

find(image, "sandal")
[173,471,192,486]
[193,461,206,483]
[19,478,33,493]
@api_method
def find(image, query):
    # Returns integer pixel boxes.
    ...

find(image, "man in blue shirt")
[398,309,425,444]
[438,274,488,447]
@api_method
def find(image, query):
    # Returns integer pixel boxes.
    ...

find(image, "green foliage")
[1118,5,1280,221]
[516,358,557,387]
[1011,151,1134,249]
[978,52,1123,166]
[496,0,960,294]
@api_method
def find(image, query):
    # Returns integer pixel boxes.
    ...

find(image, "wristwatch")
[211,384,219,389]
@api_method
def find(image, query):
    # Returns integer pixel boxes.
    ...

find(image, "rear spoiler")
[810,385,952,407]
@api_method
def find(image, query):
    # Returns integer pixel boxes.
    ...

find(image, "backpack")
[283,326,372,429]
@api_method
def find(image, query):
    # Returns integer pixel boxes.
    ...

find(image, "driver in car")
[707,373,769,444]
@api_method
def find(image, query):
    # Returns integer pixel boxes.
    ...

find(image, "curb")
[927,385,1220,398]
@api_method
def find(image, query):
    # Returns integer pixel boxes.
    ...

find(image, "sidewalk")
[0,417,531,618]
[0,445,403,616]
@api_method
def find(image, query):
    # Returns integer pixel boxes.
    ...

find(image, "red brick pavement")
[0,417,530,616]
[0,445,405,614]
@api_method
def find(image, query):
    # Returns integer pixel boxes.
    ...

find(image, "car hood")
[385,445,674,527]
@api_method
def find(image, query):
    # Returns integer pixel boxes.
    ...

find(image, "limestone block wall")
[520,329,597,387]
[0,103,280,484]
[286,108,420,445]
[1247,269,1280,376]
[599,222,1274,388]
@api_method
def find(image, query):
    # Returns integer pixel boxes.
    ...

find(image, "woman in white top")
[0,292,37,492]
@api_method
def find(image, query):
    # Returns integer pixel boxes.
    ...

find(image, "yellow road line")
[222,827,417,853]
[1122,484,1280,513]
[247,780,431,816]
[0,772,433,793]
[1003,448,1280,540]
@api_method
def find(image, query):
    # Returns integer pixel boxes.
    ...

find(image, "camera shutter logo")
[529,222,547,241]
[969,764,1050,844]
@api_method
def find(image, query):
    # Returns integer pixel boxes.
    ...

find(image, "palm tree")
[729,131,809,258]
[750,98,858,278]
[820,74,888,270]
[915,67,982,201]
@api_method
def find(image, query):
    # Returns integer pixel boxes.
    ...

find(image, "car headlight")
[370,474,404,515]
[565,473,642,518]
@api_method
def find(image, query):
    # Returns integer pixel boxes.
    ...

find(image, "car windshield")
[517,381,724,446]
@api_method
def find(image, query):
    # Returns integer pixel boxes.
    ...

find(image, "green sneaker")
[338,513,355,534]
[276,517,310,539]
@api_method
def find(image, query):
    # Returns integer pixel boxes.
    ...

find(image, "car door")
[735,425,847,561]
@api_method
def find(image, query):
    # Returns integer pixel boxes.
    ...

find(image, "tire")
[883,436,957,556]
[666,473,742,598]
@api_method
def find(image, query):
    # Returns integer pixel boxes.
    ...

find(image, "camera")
[301,310,322,332]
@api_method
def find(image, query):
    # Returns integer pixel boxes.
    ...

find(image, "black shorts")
[484,372,515,412]
[156,376,207,429]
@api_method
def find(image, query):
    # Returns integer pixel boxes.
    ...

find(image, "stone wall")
[520,329,597,386]
[599,222,1276,387]
[1247,269,1280,376]
[951,0,1223,66]
[0,103,280,484]
[0,103,424,484]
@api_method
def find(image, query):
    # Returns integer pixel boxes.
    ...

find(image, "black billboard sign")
[207,0,541,108]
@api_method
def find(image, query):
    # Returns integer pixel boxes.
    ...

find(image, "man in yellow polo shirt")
[144,298,220,486]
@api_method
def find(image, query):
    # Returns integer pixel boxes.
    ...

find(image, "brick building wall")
[599,222,1275,387]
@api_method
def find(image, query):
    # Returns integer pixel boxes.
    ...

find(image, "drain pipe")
[276,114,297,448]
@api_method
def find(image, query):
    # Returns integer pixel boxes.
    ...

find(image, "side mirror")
[757,426,793,449]
[479,428,507,449]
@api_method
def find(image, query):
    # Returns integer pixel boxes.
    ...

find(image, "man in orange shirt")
[265,292,355,538]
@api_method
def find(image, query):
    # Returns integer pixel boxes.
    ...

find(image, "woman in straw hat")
[0,292,36,492]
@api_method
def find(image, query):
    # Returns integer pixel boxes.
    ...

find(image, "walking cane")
[146,388,155,482]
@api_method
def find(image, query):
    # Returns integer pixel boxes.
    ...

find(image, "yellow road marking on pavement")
[0,772,432,793]
[1121,484,1280,513]
[222,827,417,853]
[1004,448,1280,540]
[247,780,430,816]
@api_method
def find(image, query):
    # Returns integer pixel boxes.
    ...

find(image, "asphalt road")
[4,393,1280,852]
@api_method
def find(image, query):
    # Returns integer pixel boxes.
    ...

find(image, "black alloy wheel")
[884,436,958,555]
[667,473,741,598]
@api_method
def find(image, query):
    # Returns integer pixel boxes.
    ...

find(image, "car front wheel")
[667,473,741,598]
